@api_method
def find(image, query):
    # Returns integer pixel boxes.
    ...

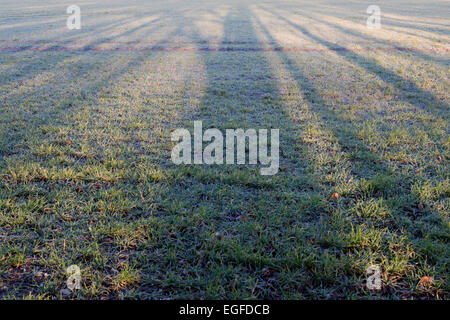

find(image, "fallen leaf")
[419,276,433,288]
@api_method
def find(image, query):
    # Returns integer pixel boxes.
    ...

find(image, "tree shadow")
[0,6,184,87]
[0,12,188,160]
[260,6,448,116]
[291,8,450,67]
[132,4,336,299]
[1,2,447,300]
[0,8,200,299]
[0,15,145,89]
[307,2,450,35]
[250,5,448,295]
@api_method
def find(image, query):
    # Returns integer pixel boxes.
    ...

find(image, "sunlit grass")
[0,0,448,299]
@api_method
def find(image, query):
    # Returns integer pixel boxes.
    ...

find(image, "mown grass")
[0,0,449,299]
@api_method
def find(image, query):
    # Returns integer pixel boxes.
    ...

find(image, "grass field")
[0,0,449,299]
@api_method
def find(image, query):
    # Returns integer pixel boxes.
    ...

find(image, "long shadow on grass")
[0,10,191,160]
[0,17,197,298]
[292,8,450,67]
[0,14,170,88]
[308,2,450,36]
[256,6,448,213]
[133,5,336,300]
[0,14,141,85]
[251,7,448,297]
[262,7,449,115]
[0,3,197,88]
